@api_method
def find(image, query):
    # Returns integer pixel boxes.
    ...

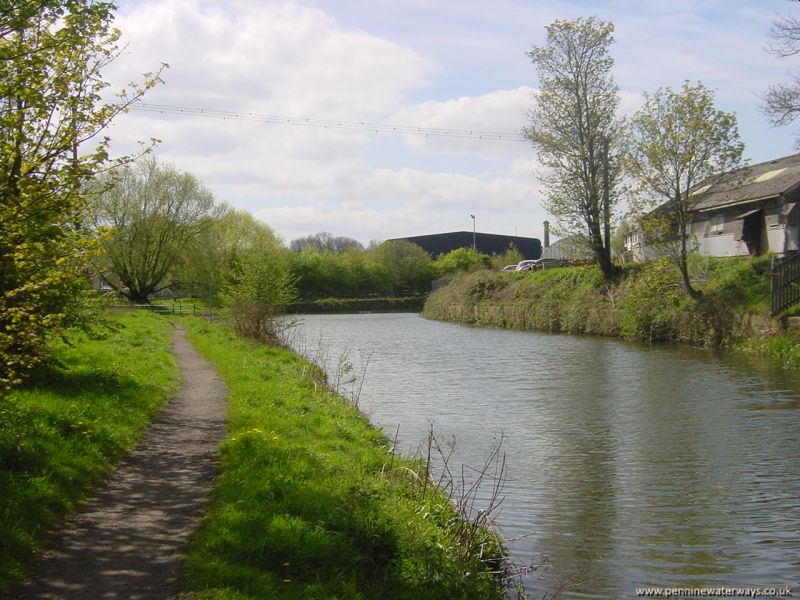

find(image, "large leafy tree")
[91,157,215,303]
[524,16,623,279]
[627,81,744,299]
[0,1,161,389]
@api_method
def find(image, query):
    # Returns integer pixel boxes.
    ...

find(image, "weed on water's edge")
[179,316,519,599]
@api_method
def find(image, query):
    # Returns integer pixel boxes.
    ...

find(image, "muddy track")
[14,325,228,600]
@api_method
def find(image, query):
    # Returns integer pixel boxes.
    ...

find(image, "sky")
[104,0,800,246]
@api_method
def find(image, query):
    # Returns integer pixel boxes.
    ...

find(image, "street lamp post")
[470,214,476,251]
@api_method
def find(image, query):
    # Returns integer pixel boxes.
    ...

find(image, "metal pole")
[470,214,476,251]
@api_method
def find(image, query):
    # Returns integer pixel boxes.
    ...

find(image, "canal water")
[292,313,800,598]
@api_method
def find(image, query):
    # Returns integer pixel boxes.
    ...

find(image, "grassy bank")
[423,256,786,351]
[178,317,509,599]
[0,311,179,593]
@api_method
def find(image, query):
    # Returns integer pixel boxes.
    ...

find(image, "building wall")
[542,237,592,260]
[693,199,786,257]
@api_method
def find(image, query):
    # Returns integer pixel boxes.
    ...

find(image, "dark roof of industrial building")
[389,231,541,260]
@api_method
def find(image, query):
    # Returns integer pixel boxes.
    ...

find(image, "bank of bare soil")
[423,256,794,357]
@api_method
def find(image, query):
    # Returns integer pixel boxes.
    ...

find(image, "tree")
[373,240,432,293]
[0,1,162,389]
[223,223,295,344]
[489,244,524,271]
[183,206,274,304]
[626,81,744,299]
[524,17,623,280]
[91,157,215,303]
[432,247,491,276]
[290,232,364,253]
[761,13,800,145]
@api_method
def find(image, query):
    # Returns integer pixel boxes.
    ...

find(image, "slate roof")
[692,152,800,212]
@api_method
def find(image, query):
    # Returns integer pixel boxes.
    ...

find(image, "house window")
[709,214,724,233]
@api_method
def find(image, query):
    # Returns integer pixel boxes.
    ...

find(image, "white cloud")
[101,0,549,245]
[390,87,534,159]
[112,0,435,115]
[97,0,797,248]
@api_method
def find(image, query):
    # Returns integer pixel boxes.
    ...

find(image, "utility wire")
[129,102,527,142]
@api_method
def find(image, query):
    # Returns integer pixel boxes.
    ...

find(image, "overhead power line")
[129,102,527,142]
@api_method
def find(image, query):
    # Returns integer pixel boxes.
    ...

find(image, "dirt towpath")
[15,325,228,600]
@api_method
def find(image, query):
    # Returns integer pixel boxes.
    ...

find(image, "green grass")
[0,311,180,593]
[178,317,508,600]
[423,256,778,348]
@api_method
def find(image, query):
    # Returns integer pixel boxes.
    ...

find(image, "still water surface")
[294,313,800,598]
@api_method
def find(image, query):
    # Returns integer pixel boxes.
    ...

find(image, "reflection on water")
[294,313,800,598]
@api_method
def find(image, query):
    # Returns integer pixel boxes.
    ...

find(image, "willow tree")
[524,17,623,279]
[0,1,162,389]
[627,81,744,299]
[91,158,215,303]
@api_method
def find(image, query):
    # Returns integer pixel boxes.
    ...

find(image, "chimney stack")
[543,220,550,248]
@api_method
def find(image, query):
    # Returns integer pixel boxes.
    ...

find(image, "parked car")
[501,264,518,272]
[514,260,539,271]
[515,258,567,271]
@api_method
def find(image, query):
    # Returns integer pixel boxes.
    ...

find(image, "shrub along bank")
[423,256,788,353]
[287,295,426,314]
[178,317,510,600]
[0,311,180,593]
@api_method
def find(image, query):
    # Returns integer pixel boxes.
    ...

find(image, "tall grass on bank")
[179,317,510,600]
[424,256,778,349]
[0,311,179,593]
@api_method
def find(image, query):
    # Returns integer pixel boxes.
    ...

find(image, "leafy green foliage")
[626,81,745,299]
[179,318,508,599]
[524,17,622,279]
[289,240,432,300]
[291,246,391,299]
[431,247,491,276]
[90,157,216,303]
[424,257,776,349]
[0,1,163,389]
[372,240,433,294]
[489,244,524,271]
[222,221,296,344]
[0,311,179,591]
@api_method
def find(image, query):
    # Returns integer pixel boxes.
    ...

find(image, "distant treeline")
[288,235,524,300]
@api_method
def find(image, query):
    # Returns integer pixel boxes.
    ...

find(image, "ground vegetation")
[178,316,514,599]
[423,256,777,350]
[0,311,178,591]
